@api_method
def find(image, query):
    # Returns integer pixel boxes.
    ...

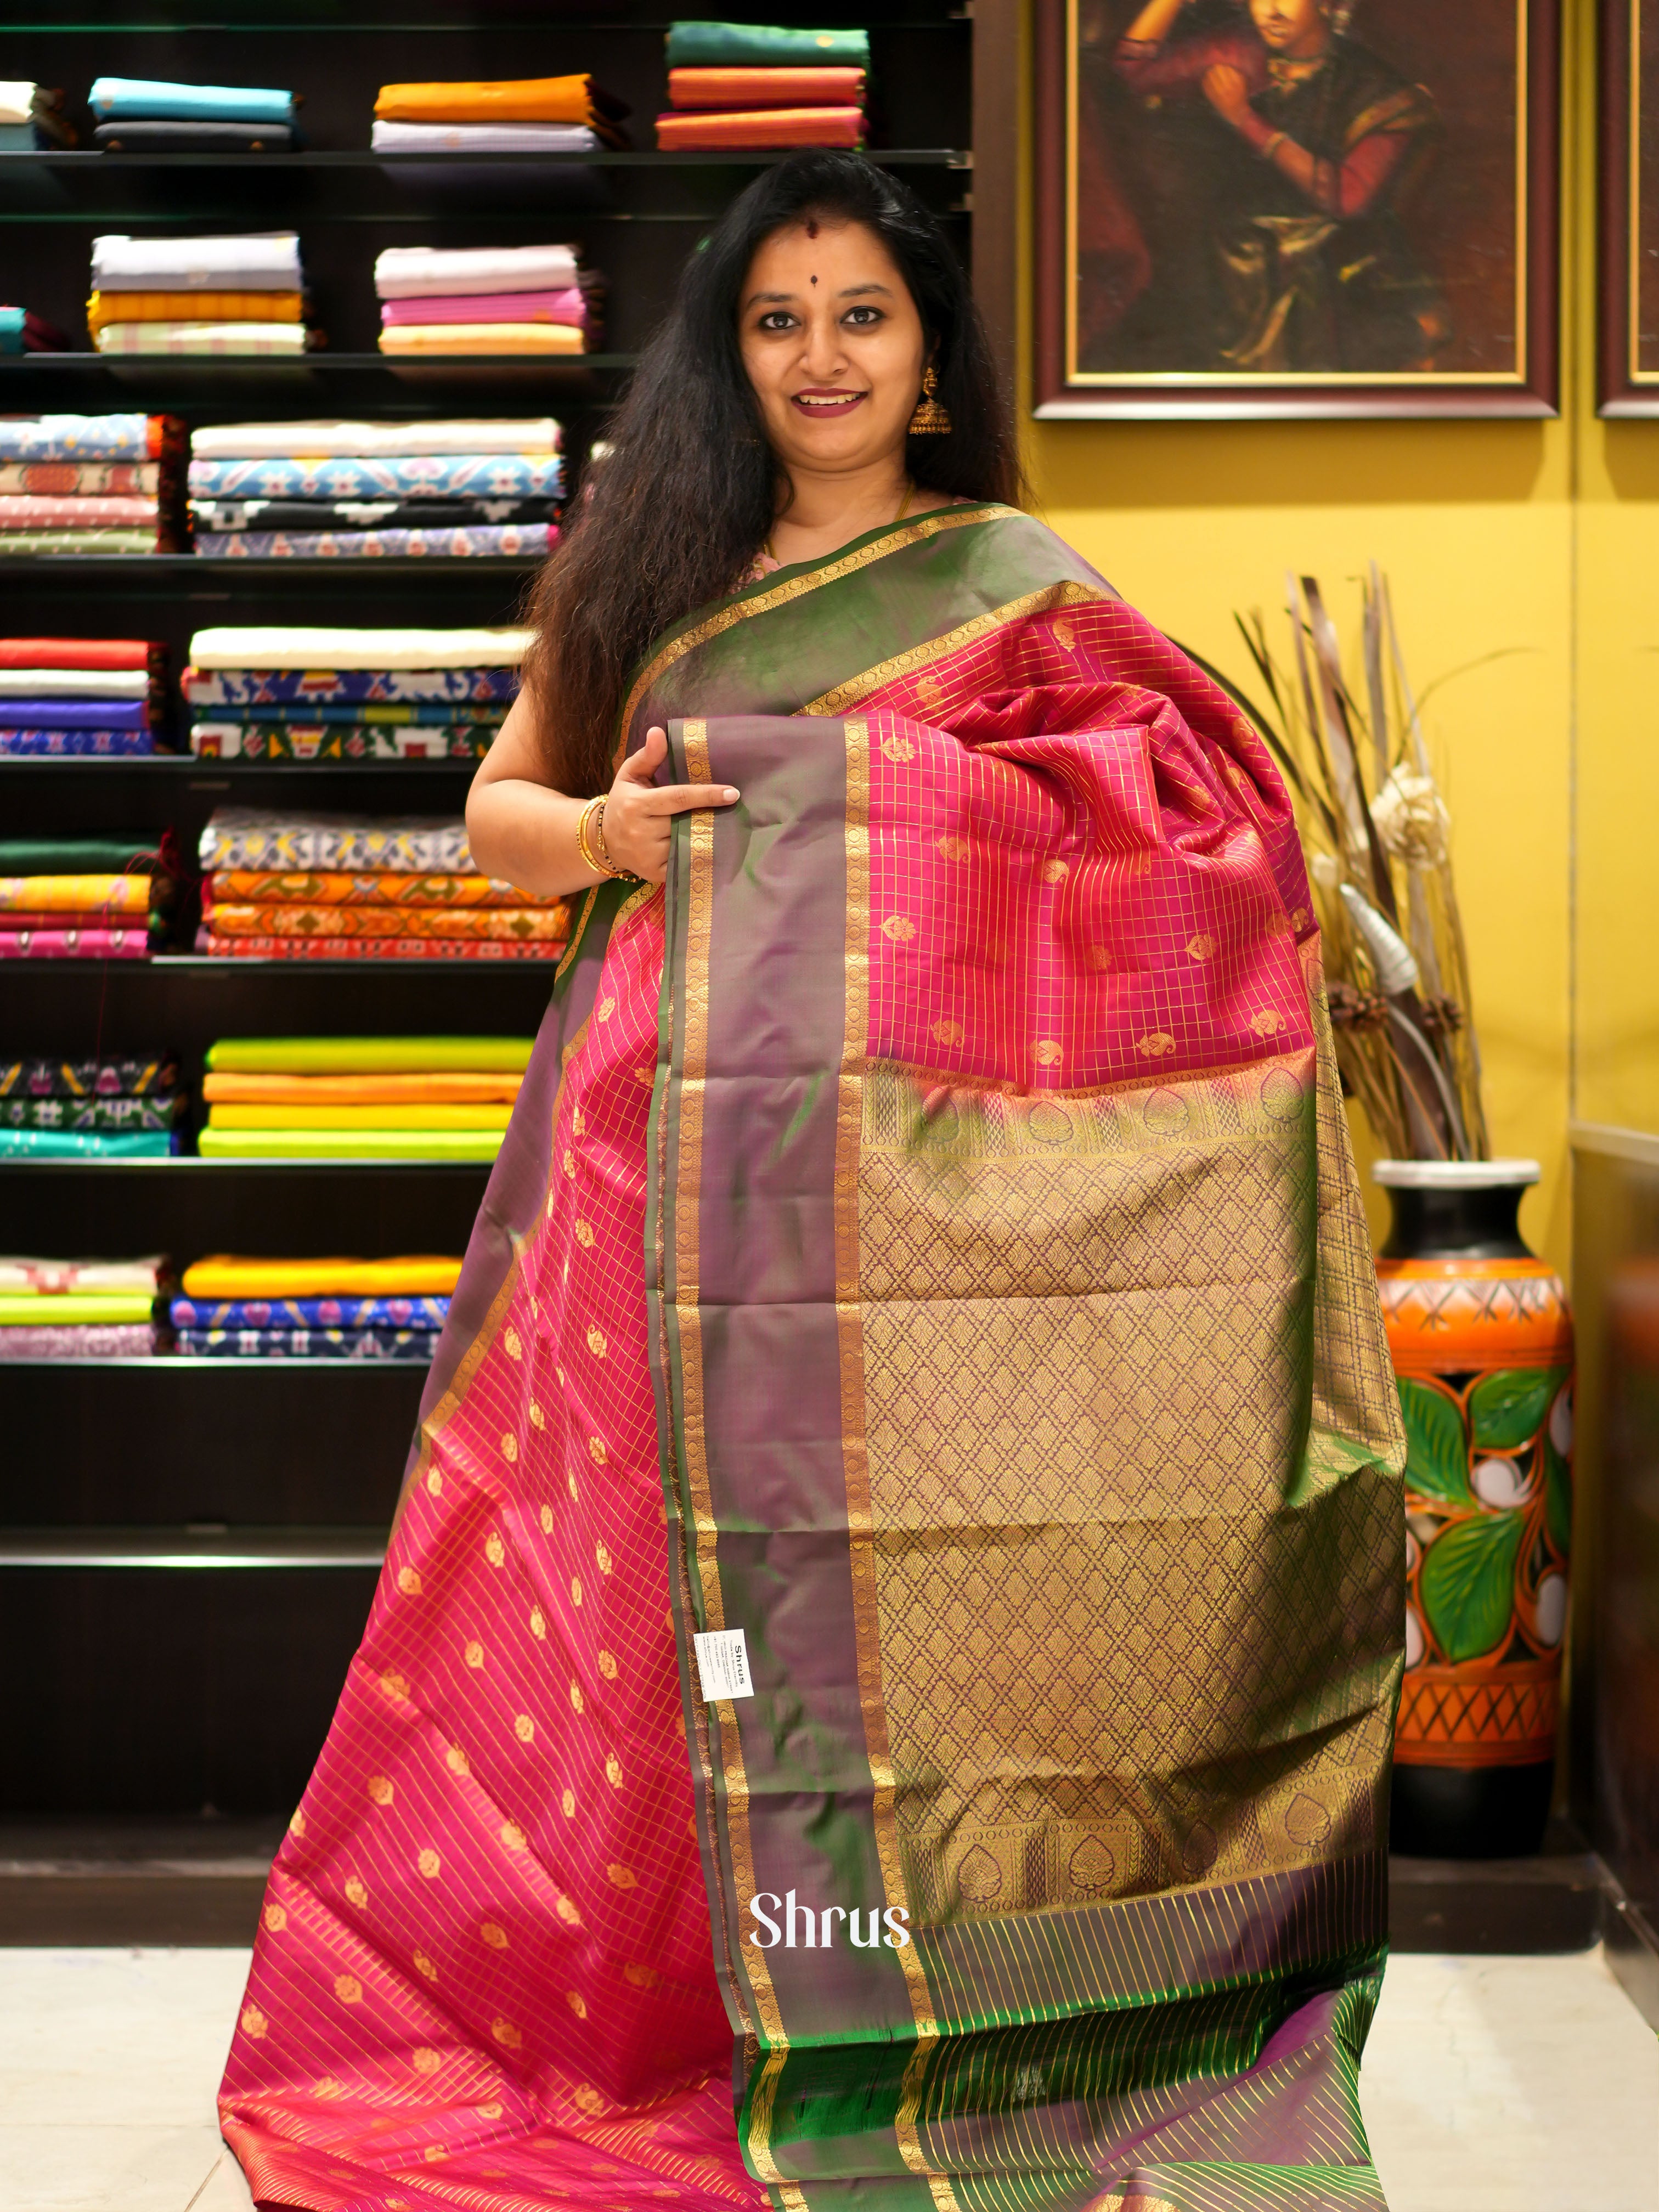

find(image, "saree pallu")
[222,504,1404,2212]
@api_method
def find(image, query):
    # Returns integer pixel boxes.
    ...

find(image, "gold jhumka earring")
[908,364,951,435]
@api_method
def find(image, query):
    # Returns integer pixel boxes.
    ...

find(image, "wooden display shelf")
[0,1528,388,1568]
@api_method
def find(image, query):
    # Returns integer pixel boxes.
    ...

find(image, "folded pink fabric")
[380,289,591,327]
[0,928,150,960]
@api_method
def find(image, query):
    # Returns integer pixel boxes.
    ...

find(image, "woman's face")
[1249,0,1331,56]
[738,217,928,483]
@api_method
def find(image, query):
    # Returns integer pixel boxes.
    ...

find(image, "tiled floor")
[0,1946,1653,2211]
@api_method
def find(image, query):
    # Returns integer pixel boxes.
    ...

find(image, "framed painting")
[1601,0,1659,411]
[1034,0,1560,417]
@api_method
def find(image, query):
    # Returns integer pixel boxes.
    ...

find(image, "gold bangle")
[575,794,611,878]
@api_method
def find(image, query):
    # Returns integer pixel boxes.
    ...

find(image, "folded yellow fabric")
[375,75,599,125]
[205,1036,534,1074]
[0,874,151,916]
[202,1071,523,1105]
[207,1102,512,1131]
[0,1292,155,1324]
[198,1129,505,1163]
[87,290,303,333]
[181,1255,464,1297]
[378,323,584,356]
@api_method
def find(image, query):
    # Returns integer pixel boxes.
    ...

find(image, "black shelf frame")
[0,0,1015,1824]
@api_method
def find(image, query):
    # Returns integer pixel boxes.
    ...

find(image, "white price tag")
[693,1628,754,1702]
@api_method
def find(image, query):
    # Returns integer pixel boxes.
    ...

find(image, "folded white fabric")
[188,417,560,459]
[189,625,533,669]
[370,120,600,153]
[0,81,44,126]
[0,1257,165,1293]
[374,244,580,298]
[94,321,311,355]
[0,669,149,697]
[91,231,303,291]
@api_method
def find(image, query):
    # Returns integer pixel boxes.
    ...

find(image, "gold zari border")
[673,719,788,2187]
[803,578,1114,716]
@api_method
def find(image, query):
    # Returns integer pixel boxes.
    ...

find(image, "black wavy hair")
[522,149,1020,795]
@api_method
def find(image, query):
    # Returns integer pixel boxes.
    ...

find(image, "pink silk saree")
[222,504,1405,2211]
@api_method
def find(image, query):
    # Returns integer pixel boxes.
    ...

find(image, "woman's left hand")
[1200,63,1252,123]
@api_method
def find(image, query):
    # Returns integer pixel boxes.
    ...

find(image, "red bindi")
[810,274,818,285]
[805,218,820,239]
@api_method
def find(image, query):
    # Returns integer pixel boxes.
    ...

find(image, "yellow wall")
[1015,0,1659,1273]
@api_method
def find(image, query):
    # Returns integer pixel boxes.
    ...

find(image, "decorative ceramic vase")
[1374,1160,1573,1858]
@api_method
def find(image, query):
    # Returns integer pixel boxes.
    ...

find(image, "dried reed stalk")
[1218,571,1489,1162]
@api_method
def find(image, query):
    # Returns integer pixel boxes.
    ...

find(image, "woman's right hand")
[600,725,740,886]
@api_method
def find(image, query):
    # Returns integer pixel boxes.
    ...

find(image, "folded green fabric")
[0,1128,172,1158]
[198,1127,505,1161]
[665,20,871,66]
[0,1291,156,1323]
[0,837,166,876]
[205,1035,535,1075]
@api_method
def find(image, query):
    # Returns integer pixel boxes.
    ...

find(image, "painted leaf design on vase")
[1544,1435,1572,1559]
[1396,1376,1472,1505]
[1467,1365,1570,1452]
[1419,1509,1525,1663]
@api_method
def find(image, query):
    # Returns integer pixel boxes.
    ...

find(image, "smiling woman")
[219,150,1407,2212]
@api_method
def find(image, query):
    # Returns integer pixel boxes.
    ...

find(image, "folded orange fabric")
[654,107,865,149]
[204,902,571,941]
[182,1255,463,1297]
[210,871,537,910]
[377,324,584,356]
[667,66,865,108]
[87,291,304,334]
[0,873,150,916]
[375,75,602,125]
[202,1071,523,1105]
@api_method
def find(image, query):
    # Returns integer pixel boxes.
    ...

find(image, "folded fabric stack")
[0,637,168,756]
[657,23,869,148]
[375,245,599,357]
[0,80,77,150]
[89,232,313,356]
[0,415,185,553]
[0,831,178,961]
[1,308,69,355]
[1,1051,184,1159]
[188,418,561,559]
[185,622,526,761]
[196,1036,532,1162]
[89,76,300,154]
[195,804,568,961]
[371,71,628,155]
[171,1250,461,1359]
[0,1254,170,1359]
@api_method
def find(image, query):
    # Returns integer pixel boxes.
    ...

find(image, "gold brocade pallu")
[220,504,1406,2212]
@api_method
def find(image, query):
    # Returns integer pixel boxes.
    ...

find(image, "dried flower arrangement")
[1219,568,1488,1162]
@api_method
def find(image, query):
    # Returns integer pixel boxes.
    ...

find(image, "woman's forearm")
[464,775,606,899]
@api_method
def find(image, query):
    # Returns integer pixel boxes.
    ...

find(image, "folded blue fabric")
[89,77,297,127]
[0,698,148,729]
[171,1294,449,1329]
[0,1129,175,1158]
[174,1325,435,1359]
[0,308,24,354]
